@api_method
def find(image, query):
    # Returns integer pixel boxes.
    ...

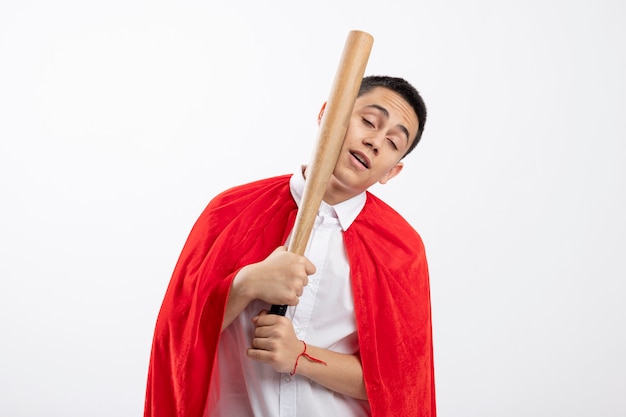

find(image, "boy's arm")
[290,342,368,400]
[247,311,368,401]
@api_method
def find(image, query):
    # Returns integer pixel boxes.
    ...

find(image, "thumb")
[304,258,316,275]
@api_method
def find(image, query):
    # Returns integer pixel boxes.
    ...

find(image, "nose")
[363,133,384,155]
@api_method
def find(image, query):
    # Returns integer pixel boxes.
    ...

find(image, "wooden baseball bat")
[269,30,374,315]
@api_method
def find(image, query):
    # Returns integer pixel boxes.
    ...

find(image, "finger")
[251,335,281,351]
[247,347,272,364]
[254,313,287,328]
[253,325,274,339]
[253,309,275,325]
[252,310,267,324]
[254,321,290,339]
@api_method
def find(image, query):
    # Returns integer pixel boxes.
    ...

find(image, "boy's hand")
[246,310,302,374]
[238,246,316,307]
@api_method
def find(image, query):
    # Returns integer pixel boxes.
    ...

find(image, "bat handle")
[269,304,288,316]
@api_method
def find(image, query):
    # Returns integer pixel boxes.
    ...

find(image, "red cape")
[145,174,436,416]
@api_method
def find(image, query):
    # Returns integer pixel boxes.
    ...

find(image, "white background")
[1,1,625,416]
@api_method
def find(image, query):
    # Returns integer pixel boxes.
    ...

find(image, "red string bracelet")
[290,340,327,376]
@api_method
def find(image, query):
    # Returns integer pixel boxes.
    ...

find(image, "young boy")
[145,76,436,417]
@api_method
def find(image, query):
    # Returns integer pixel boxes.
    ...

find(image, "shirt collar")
[289,167,366,231]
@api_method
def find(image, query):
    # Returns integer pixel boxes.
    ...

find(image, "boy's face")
[320,87,419,205]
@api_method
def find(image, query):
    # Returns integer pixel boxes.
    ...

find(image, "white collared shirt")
[206,171,369,417]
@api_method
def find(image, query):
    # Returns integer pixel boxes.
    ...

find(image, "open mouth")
[350,151,370,169]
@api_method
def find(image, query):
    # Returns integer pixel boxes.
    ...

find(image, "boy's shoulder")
[357,191,424,248]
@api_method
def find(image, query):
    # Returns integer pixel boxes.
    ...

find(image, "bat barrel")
[269,30,374,316]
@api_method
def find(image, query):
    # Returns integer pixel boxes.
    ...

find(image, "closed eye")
[362,117,375,128]
[387,138,398,150]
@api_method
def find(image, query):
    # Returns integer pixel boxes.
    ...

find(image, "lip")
[349,150,371,169]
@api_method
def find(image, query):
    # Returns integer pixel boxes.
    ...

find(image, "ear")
[317,102,327,125]
[378,162,404,185]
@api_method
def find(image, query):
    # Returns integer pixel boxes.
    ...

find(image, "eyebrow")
[365,104,410,144]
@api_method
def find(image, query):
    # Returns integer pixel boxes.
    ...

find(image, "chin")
[329,172,367,196]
